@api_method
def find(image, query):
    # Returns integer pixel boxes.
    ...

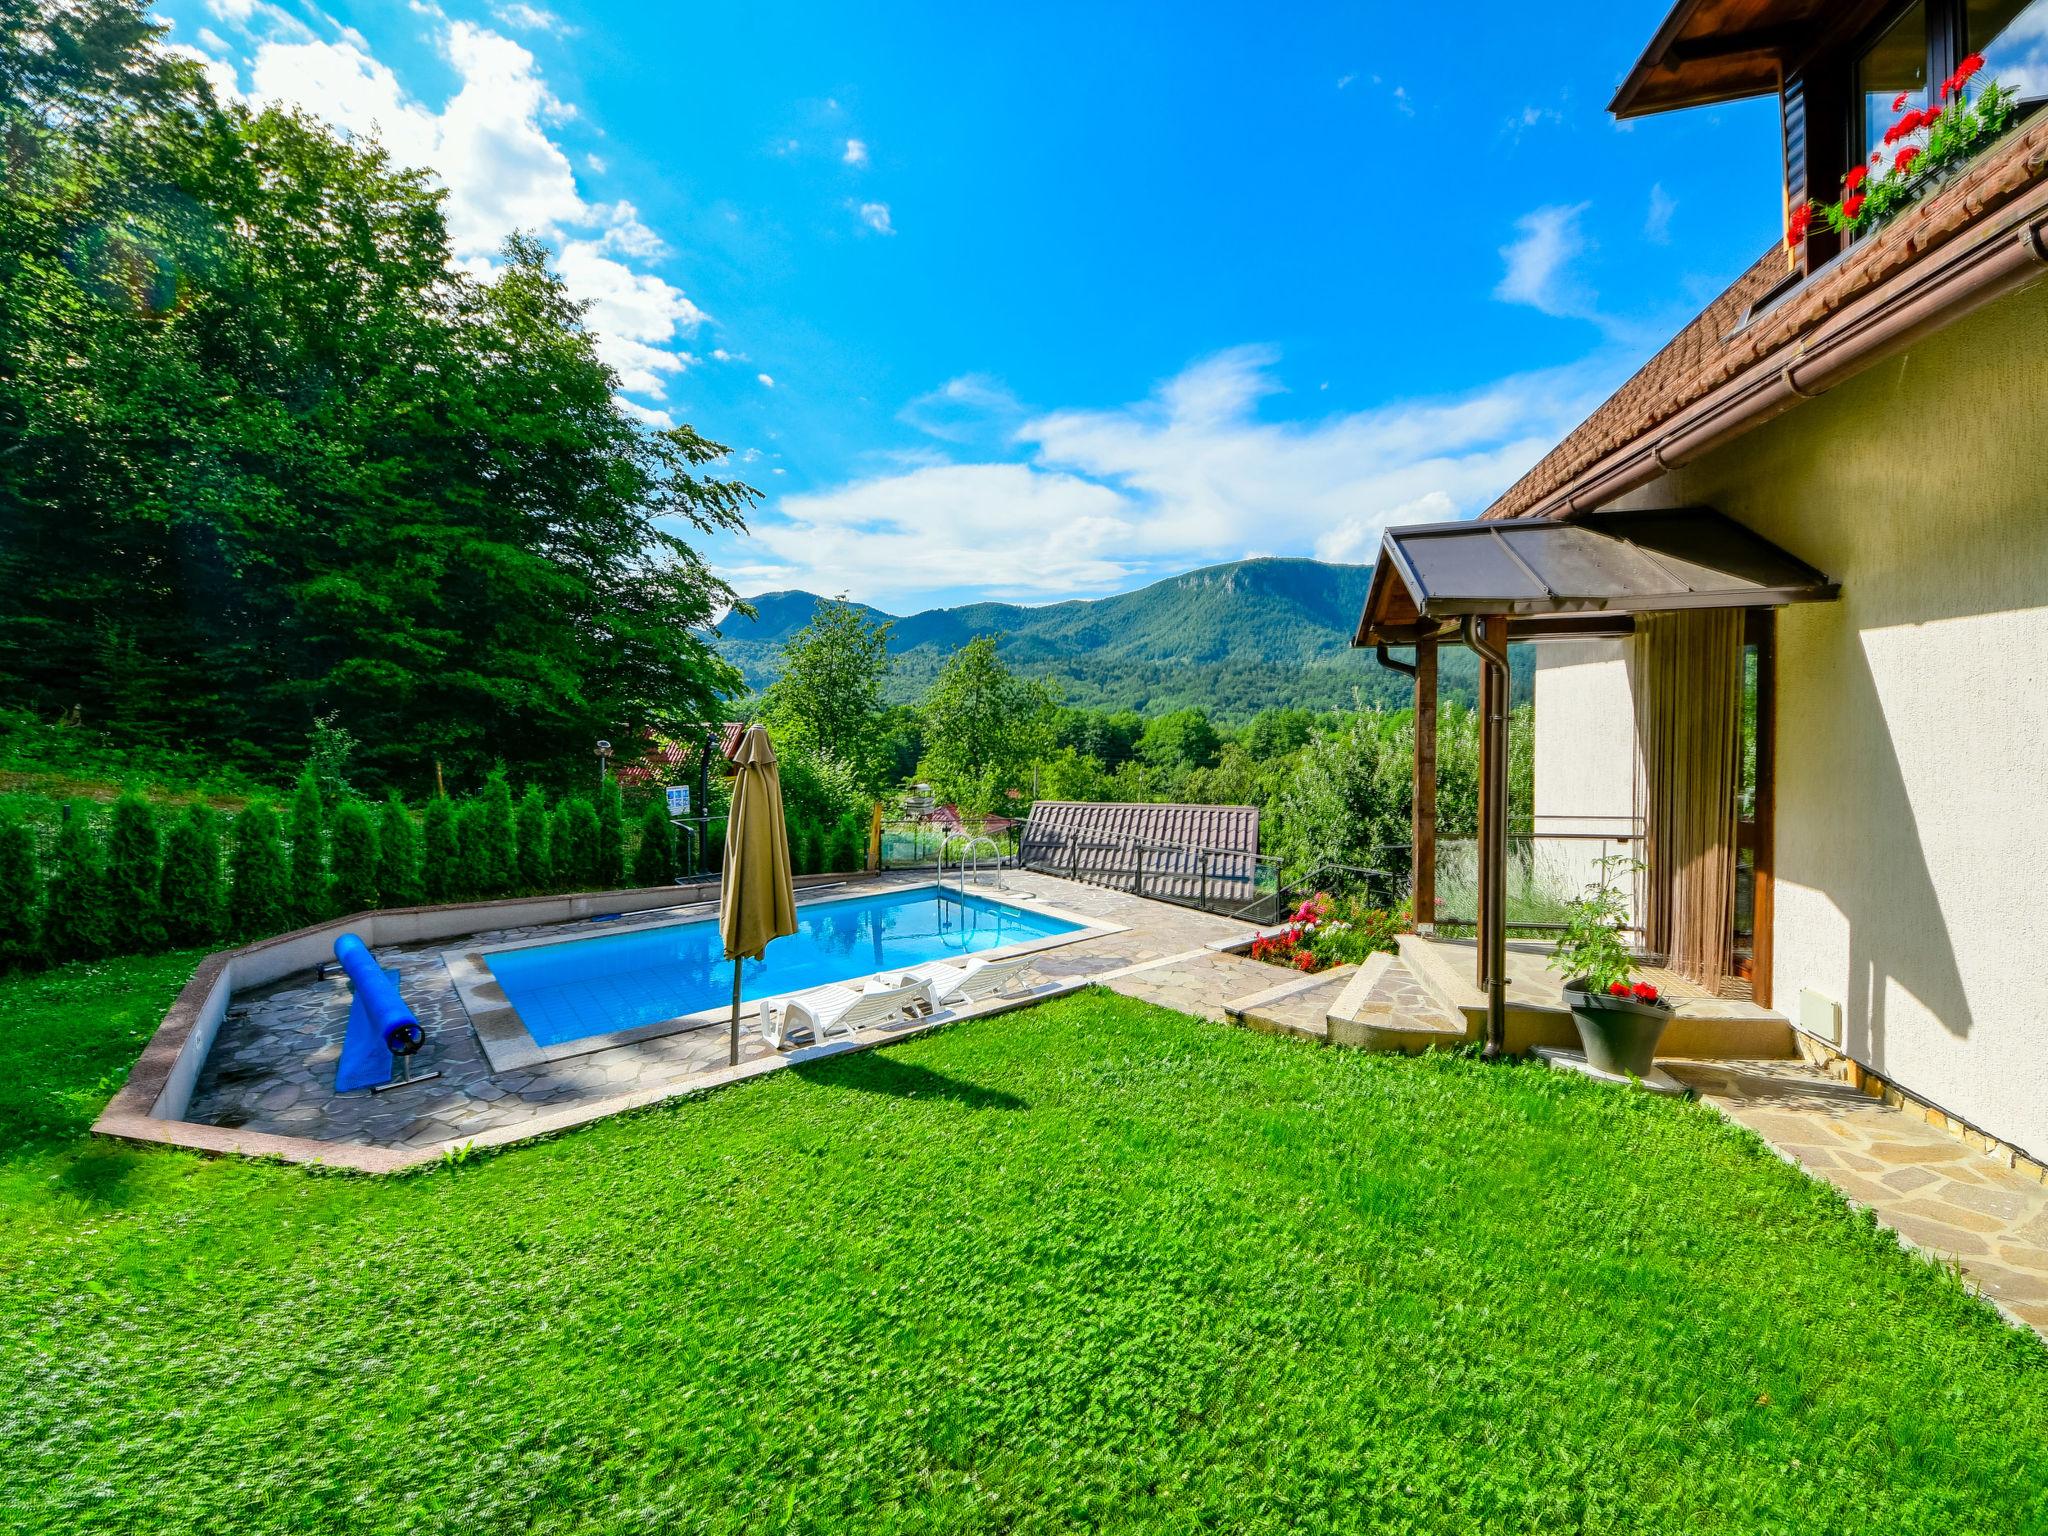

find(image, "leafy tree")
[159,806,225,947]
[918,638,1057,809]
[328,799,381,915]
[0,814,42,968]
[474,772,518,897]
[594,781,626,888]
[633,799,676,887]
[514,786,551,890]
[103,792,163,953]
[763,597,893,790]
[377,796,423,908]
[42,807,109,963]
[1139,709,1221,775]
[826,812,867,874]
[1242,708,1317,761]
[287,771,327,925]
[228,801,291,939]
[421,797,461,903]
[0,7,755,790]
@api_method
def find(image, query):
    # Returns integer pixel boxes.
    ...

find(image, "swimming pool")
[479,886,1086,1048]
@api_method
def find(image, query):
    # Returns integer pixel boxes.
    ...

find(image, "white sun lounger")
[756,977,931,1050]
[906,954,1037,1010]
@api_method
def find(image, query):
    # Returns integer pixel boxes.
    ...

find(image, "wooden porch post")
[1467,614,1510,1057]
[1412,639,1437,931]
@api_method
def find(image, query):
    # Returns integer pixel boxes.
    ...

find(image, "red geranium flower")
[1785,202,1813,247]
[1607,981,1629,997]
[1892,91,1910,112]
[1922,105,1943,130]
[1895,144,1923,174]
[1843,192,1867,220]
[1955,52,1985,84]
[1295,951,1317,972]
[1845,163,1869,191]
[1885,109,1924,145]
[1631,982,1659,1003]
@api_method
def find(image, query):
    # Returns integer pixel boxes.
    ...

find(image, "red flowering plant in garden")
[1249,892,1408,975]
[1787,56,2016,248]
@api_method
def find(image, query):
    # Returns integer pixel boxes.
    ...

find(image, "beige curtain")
[1630,610,1742,988]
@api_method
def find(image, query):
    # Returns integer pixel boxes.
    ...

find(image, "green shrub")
[228,800,291,939]
[287,769,328,925]
[473,772,518,897]
[555,798,600,889]
[594,780,626,888]
[454,799,485,900]
[102,793,164,954]
[377,796,423,908]
[421,797,461,903]
[633,799,676,887]
[826,812,867,874]
[514,785,550,890]
[0,814,42,968]
[794,819,823,876]
[159,806,226,948]
[42,806,109,963]
[328,799,381,915]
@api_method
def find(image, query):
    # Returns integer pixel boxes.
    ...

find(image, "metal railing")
[1015,830,1405,925]
[1423,830,1645,938]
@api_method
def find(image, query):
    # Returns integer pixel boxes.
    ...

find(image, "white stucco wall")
[1590,276,2048,1159]
[1532,640,1640,906]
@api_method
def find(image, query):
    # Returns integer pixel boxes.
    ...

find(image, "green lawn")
[4,959,2046,1534]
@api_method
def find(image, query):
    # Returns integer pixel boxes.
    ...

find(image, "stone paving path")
[1671,1059,2048,1338]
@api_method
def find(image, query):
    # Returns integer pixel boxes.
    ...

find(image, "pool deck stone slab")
[183,872,1256,1157]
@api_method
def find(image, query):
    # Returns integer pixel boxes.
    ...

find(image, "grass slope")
[4,961,2046,1534]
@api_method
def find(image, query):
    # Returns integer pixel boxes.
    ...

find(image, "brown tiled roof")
[1487,112,2048,523]
[1019,801,1261,902]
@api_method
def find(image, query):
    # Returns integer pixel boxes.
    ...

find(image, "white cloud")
[729,347,1610,606]
[492,2,570,34]
[855,200,895,236]
[1495,202,1594,319]
[227,9,705,408]
[165,42,241,100]
[617,398,675,430]
[711,347,748,362]
[899,373,1022,442]
[843,137,869,167]
[1336,73,1356,90]
[1645,182,1676,244]
[584,152,608,174]
[757,373,776,388]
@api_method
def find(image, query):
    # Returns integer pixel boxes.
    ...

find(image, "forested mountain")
[718,558,1512,720]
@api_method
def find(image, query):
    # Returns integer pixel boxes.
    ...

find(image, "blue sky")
[162,0,1780,611]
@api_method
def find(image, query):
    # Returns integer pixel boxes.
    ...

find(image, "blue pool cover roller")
[333,933,423,1093]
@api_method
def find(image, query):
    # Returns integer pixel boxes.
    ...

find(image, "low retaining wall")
[91,874,862,1173]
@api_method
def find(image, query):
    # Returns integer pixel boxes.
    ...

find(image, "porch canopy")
[1354,507,1838,649]
[1353,506,1837,1056]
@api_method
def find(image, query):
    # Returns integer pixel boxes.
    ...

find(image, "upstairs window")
[1969,0,2048,100]
[1857,5,1930,165]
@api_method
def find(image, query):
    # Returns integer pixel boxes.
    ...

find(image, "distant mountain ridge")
[715,557,1493,720]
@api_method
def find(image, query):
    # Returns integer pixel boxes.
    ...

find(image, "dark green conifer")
[42,805,109,963]
[0,814,43,969]
[287,769,328,924]
[515,786,551,890]
[159,806,226,947]
[103,792,164,953]
[328,799,381,915]
[633,799,676,886]
[421,796,461,903]
[594,780,626,888]
[377,796,423,908]
[228,801,291,940]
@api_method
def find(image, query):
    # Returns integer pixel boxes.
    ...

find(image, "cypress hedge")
[104,793,164,954]
[633,799,676,887]
[42,805,109,963]
[476,773,517,897]
[594,781,626,889]
[555,799,600,889]
[160,806,225,947]
[228,800,291,940]
[328,799,381,915]
[0,814,41,968]
[287,770,328,925]
[421,797,461,903]
[377,796,423,908]
[515,786,551,890]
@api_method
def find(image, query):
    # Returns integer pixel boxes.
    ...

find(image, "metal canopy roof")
[1354,508,1839,648]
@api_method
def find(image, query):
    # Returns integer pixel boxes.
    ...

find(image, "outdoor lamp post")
[595,738,613,786]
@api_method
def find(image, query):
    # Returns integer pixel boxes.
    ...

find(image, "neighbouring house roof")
[1019,801,1261,903]
[1609,0,1835,119]
[613,724,749,786]
[1486,112,2048,525]
[929,804,1018,834]
[1354,509,1837,647]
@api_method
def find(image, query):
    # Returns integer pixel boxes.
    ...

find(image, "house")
[1018,801,1261,906]
[1355,0,2048,1162]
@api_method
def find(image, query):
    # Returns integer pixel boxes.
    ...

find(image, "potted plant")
[1548,857,1671,1079]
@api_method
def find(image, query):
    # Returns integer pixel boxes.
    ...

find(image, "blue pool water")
[483,886,1083,1047]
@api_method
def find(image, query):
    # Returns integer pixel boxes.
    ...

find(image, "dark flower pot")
[1562,981,1673,1079]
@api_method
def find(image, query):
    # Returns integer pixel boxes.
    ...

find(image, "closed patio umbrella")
[720,724,798,1065]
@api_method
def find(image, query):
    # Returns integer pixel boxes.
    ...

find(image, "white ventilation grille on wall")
[1799,988,1842,1045]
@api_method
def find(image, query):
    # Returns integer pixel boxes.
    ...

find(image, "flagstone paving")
[1670,1059,2048,1339]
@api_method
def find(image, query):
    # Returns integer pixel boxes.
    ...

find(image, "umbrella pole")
[728,886,743,1067]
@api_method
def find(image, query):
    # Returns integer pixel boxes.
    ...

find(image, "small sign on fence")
[666,785,690,816]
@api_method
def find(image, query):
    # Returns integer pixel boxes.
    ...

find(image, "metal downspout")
[1463,614,1510,1060]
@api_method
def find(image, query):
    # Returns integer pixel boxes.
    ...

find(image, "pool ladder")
[936,833,1008,899]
